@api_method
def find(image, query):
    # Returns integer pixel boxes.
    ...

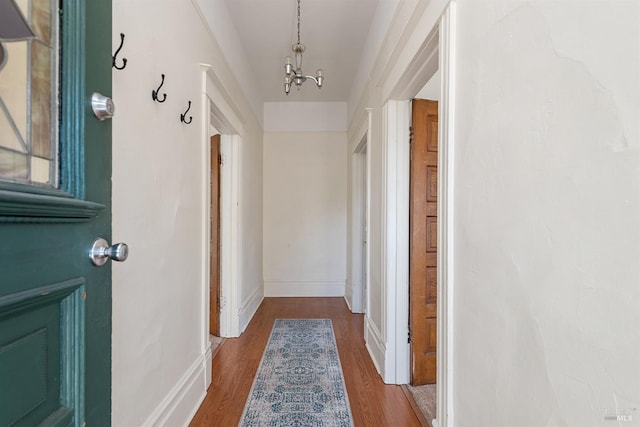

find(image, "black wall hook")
[180,101,193,124]
[152,74,167,103]
[112,33,127,70]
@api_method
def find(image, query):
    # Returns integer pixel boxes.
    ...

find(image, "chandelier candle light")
[283,0,323,94]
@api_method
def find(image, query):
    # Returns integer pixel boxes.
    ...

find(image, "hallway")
[190,298,422,426]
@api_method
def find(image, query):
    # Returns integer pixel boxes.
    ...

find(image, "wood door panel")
[426,267,437,301]
[410,99,438,385]
[426,204,437,217]
[426,166,437,202]
[424,354,437,381]
[424,151,438,165]
[425,318,437,350]
[427,120,438,152]
[210,135,221,336]
[426,216,437,252]
[424,301,437,320]
[425,253,437,267]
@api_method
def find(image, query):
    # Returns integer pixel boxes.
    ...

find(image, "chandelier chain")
[283,0,323,95]
[296,0,301,44]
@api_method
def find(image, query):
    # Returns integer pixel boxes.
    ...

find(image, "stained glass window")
[0,0,59,187]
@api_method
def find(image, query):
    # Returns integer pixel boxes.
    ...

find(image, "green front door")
[0,1,113,425]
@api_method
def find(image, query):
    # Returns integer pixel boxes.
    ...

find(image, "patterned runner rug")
[240,319,354,426]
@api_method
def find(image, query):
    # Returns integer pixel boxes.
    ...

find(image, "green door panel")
[0,0,112,426]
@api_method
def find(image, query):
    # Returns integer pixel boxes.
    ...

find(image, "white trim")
[201,65,244,135]
[364,108,372,318]
[343,295,353,311]
[364,315,385,376]
[381,100,411,385]
[264,282,346,297]
[204,339,213,392]
[436,4,456,427]
[141,356,207,427]
[201,64,243,344]
[220,134,242,338]
[199,66,211,363]
[387,27,439,101]
[382,0,450,102]
[238,286,262,333]
[349,118,368,314]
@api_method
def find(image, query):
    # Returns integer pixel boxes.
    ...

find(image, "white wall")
[263,131,347,297]
[349,1,640,425]
[452,1,640,426]
[416,69,440,101]
[111,0,263,425]
[238,122,264,331]
[264,102,347,133]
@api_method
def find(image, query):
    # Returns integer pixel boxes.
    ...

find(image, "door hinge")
[218,154,223,166]
[408,328,412,344]
[409,126,414,144]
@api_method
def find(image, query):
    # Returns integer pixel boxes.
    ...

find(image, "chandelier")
[283,0,323,95]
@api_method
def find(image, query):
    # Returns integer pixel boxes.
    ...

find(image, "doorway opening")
[201,63,244,389]
[209,132,222,350]
[382,4,456,427]
[205,109,241,340]
[406,68,441,422]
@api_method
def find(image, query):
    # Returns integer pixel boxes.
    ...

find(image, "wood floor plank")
[189,297,421,426]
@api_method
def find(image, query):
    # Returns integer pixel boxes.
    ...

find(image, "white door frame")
[381,2,456,427]
[349,111,371,314]
[434,7,456,425]
[199,64,244,387]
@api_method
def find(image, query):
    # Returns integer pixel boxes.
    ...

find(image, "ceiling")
[223,0,380,103]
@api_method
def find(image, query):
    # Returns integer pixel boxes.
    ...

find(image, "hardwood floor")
[190,297,421,426]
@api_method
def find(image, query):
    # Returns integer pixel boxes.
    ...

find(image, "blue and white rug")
[240,319,354,427]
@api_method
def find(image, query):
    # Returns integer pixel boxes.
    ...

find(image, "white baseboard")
[432,419,440,427]
[264,281,345,297]
[204,340,213,390]
[343,295,353,311]
[142,355,207,427]
[239,286,263,333]
[364,316,385,379]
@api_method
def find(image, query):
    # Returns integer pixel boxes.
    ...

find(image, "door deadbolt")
[91,92,115,120]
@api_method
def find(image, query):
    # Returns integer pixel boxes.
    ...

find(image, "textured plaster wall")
[453,1,640,426]
[263,132,347,296]
[111,0,263,425]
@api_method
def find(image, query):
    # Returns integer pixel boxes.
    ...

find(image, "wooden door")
[210,134,221,336]
[0,1,113,425]
[409,99,438,385]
